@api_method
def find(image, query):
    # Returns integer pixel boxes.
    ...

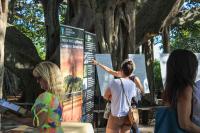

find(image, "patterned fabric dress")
[31,92,63,133]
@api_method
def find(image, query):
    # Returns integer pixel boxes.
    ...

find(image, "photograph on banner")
[60,25,84,121]
[95,54,114,96]
[128,54,150,94]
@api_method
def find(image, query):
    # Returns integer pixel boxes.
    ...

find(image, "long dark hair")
[163,49,198,108]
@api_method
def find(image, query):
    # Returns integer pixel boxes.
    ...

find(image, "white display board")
[159,54,169,86]
[160,53,200,87]
[95,54,114,96]
[128,54,150,94]
[195,53,200,81]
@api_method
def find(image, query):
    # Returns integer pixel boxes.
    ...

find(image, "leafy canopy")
[9,0,46,60]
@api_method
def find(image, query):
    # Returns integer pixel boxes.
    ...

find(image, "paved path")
[94,125,154,133]
[2,117,154,133]
[139,125,154,133]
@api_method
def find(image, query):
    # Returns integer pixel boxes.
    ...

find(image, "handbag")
[103,101,111,119]
[154,107,187,133]
[120,79,139,125]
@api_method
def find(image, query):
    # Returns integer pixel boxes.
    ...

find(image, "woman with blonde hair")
[32,61,64,132]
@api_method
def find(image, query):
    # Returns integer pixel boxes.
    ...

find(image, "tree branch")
[136,0,180,47]
[176,7,200,26]
[1,0,8,13]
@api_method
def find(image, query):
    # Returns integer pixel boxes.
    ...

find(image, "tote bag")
[154,107,187,133]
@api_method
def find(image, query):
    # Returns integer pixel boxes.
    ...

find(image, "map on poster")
[160,53,200,87]
[128,54,150,94]
[95,54,114,96]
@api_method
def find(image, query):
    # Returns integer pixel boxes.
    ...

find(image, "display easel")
[93,54,114,132]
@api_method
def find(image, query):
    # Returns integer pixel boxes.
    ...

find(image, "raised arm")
[177,86,200,133]
[92,59,122,77]
[134,76,144,94]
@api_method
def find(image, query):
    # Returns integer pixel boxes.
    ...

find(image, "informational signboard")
[128,54,150,94]
[95,54,114,96]
[60,25,84,121]
[82,31,96,122]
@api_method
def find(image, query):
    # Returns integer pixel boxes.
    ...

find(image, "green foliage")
[170,2,200,52]
[170,22,200,52]
[9,0,46,60]
[59,2,68,24]
[153,60,163,91]
[64,75,83,93]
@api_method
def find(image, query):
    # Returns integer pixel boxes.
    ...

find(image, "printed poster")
[128,54,150,94]
[60,25,84,121]
[95,54,114,96]
[82,31,96,122]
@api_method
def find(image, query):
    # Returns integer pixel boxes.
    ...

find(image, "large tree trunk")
[143,39,155,103]
[67,0,96,32]
[38,0,184,69]
[0,0,8,129]
[159,0,184,53]
[68,0,137,69]
[67,0,180,69]
[40,0,62,64]
[162,27,170,53]
[0,0,8,99]
[8,0,16,24]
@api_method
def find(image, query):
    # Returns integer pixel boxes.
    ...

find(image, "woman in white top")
[103,59,137,133]
[92,59,144,95]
